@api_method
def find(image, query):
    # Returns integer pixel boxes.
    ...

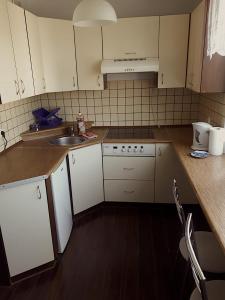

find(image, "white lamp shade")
[73,0,117,27]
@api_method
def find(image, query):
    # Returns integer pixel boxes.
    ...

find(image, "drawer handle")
[124,190,135,194]
[37,185,41,199]
[123,168,134,171]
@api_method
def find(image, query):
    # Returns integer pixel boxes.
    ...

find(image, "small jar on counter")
[76,112,86,135]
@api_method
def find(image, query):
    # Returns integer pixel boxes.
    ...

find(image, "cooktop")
[106,127,154,139]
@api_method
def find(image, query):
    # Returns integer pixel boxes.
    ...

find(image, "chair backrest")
[172,179,186,232]
[185,213,208,300]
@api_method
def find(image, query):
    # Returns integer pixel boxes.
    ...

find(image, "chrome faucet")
[68,122,78,136]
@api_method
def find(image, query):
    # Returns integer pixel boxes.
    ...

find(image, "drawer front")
[103,156,155,180]
[104,180,154,203]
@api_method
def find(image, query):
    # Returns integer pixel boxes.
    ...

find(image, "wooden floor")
[0,203,208,300]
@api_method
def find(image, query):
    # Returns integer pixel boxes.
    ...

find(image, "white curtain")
[207,0,225,58]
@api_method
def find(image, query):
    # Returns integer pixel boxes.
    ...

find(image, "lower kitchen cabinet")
[68,144,104,214]
[155,143,198,204]
[104,180,154,203]
[155,143,174,203]
[103,154,156,203]
[174,156,198,204]
[0,180,54,278]
[103,156,155,180]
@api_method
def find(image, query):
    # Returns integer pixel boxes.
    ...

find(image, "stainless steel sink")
[49,136,86,146]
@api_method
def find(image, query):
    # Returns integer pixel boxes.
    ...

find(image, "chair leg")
[170,246,183,299]
[179,260,190,300]
[170,247,191,300]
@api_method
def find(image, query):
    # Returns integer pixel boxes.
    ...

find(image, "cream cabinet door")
[155,143,198,204]
[74,26,103,90]
[0,0,20,103]
[174,156,198,204]
[102,16,159,59]
[158,14,189,88]
[0,180,54,277]
[38,17,77,92]
[186,0,206,92]
[68,144,104,214]
[155,144,175,203]
[7,2,34,99]
[25,11,45,95]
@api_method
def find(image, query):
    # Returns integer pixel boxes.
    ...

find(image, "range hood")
[101,58,159,74]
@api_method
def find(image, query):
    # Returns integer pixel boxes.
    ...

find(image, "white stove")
[103,127,155,157]
[102,143,155,156]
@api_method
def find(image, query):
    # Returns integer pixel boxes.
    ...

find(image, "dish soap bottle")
[76,112,86,135]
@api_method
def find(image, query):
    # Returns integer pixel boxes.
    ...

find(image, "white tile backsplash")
[39,80,199,127]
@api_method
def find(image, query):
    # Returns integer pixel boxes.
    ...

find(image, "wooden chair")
[185,213,225,300]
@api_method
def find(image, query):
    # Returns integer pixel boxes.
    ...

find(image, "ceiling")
[17,0,201,20]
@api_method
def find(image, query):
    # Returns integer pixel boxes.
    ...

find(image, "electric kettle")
[191,122,212,150]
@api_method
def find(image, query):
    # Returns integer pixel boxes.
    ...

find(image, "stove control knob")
[121,146,126,152]
[140,146,144,153]
[127,146,132,152]
[134,146,138,152]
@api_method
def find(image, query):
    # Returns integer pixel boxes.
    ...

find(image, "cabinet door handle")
[97,74,101,87]
[42,78,46,90]
[158,147,162,156]
[20,79,25,94]
[14,80,19,95]
[73,76,76,88]
[124,190,135,194]
[161,73,164,86]
[72,154,76,165]
[37,185,42,199]
[123,168,134,171]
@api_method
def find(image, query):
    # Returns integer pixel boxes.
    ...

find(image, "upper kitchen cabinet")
[74,26,103,90]
[158,14,189,88]
[38,17,78,93]
[187,0,225,93]
[102,17,159,59]
[186,0,206,92]
[25,11,45,95]
[0,0,20,103]
[7,2,34,99]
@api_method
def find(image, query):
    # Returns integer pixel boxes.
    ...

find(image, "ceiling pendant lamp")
[73,0,117,27]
